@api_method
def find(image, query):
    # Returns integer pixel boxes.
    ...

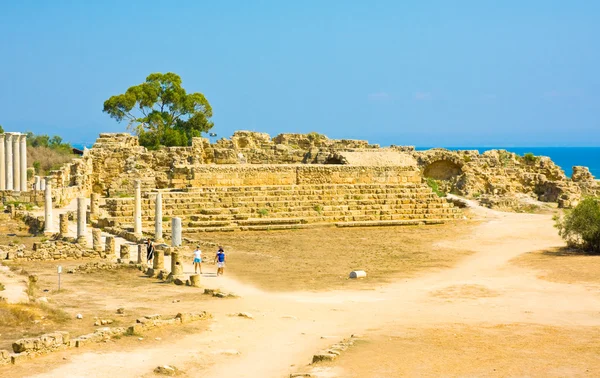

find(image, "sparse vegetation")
[313,204,324,214]
[522,152,539,164]
[0,282,5,291]
[26,132,75,176]
[426,178,446,197]
[554,198,600,254]
[257,208,269,217]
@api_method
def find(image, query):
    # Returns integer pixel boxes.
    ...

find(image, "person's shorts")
[217,262,225,268]
[193,258,202,264]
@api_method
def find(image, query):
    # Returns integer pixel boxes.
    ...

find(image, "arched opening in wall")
[323,155,346,164]
[423,160,462,180]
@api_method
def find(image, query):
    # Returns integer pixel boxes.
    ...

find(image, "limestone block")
[119,244,132,260]
[188,274,200,287]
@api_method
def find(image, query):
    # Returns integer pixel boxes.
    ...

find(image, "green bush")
[555,198,600,254]
[426,178,446,197]
[522,152,538,164]
[257,208,269,217]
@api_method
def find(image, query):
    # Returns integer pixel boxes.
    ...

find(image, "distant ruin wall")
[36,131,599,209]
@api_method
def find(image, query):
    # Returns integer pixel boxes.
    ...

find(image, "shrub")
[257,208,269,217]
[313,204,324,214]
[522,152,538,164]
[555,198,600,254]
[426,178,446,197]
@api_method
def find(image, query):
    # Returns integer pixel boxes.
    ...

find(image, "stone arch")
[423,160,463,180]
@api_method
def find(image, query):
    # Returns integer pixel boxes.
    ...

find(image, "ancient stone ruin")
[1,130,599,241]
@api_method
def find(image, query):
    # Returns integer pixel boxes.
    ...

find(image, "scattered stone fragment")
[116,308,125,314]
[237,312,253,319]
[312,352,337,363]
[154,365,180,376]
[349,270,367,279]
[290,374,313,378]
[76,314,83,319]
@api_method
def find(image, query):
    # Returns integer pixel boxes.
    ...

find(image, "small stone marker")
[188,274,200,287]
[349,270,366,279]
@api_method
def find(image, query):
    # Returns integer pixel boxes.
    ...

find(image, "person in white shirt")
[193,246,202,274]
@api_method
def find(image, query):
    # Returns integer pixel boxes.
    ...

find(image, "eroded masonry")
[2,131,600,238]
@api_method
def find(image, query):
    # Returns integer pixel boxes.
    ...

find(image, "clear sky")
[0,1,598,147]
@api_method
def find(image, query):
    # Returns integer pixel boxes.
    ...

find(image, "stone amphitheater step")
[102,183,462,231]
[334,219,446,227]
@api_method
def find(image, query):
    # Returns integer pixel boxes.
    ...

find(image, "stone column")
[134,180,142,237]
[153,250,164,270]
[0,134,4,190]
[92,229,102,252]
[137,244,147,264]
[105,236,115,256]
[12,133,20,192]
[5,133,13,191]
[90,193,100,218]
[34,176,40,191]
[59,213,69,237]
[43,178,54,233]
[76,197,87,244]
[171,217,182,247]
[40,177,45,191]
[154,191,163,242]
[19,134,27,192]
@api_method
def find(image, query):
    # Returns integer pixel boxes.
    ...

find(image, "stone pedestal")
[76,197,87,245]
[137,244,147,264]
[92,229,102,252]
[43,178,54,234]
[90,193,100,218]
[153,250,164,270]
[120,244,132,261]
[105,236,115,256]
[168,251,185,283]
[59,213,69,237]
[154,191,164,242]
[171,217,182,247]
[188,274,200,287]
[134,180,142,237]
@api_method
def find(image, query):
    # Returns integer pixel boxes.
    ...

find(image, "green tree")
[0,124,4,133]
[555,197,600,254]
[102,72,213,149]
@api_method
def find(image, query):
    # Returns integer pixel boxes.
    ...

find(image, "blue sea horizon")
[71,142,599,179]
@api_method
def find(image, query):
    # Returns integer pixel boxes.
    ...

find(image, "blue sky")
[0,1,598,146]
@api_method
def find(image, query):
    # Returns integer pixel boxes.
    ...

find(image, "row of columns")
[0,133,28,192]
[43,179,181,249]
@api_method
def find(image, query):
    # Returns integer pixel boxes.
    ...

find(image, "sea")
[72,143,599,179]
[415,147,600,178]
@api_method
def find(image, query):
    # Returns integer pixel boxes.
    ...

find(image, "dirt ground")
[327,323,600,377]
[512,247,600,285]
[1,203,600,377]
[187,222,475,291]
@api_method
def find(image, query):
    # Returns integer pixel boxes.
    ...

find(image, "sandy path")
[0,263,29,303]
[27,203,600,378]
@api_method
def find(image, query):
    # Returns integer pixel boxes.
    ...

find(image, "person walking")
[193,245,203,274]
[146,239,155,268]
[214,246,226,276]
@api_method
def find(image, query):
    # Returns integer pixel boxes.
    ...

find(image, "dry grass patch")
[329,323,600,377]
[512,247,600,285]
[0,259,211,351]
[188,222,475,292]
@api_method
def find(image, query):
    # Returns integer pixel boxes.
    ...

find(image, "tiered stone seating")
[101,183,461,233]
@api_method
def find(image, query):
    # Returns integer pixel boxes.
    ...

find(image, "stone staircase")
[101,183,462,234]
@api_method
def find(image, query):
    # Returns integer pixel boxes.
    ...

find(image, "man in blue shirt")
[214,247,226,276]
